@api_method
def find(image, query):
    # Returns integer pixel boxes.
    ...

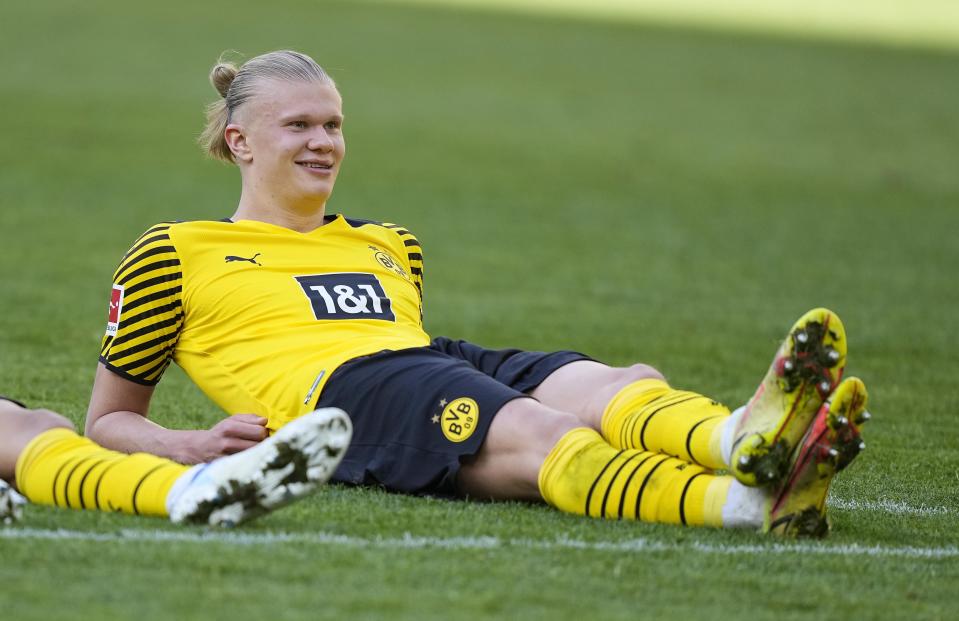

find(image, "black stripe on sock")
[51,456,84,508]
[617,453,658,519]
[76,458,114,510]
[583,450,625,518]
[685,415,725,464]
[678,472,708,526]
[93,460,126,511]
[633,456,671,520]
[131,464,170,515]
[623,392,691,449]
[623,402,648,449]
[61,457,97,509]
[638,396,705,450]
[599,452,644,519]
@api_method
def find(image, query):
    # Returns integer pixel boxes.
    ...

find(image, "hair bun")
[210,62,238,98]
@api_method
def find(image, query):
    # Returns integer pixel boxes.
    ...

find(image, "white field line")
[828,497,952,517]
[1,527,956,559]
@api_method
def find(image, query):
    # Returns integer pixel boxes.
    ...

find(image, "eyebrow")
[278,112,344,123]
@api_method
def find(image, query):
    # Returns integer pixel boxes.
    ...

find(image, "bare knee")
[26,408,76,434]
[0,404,75,482]
[597,364,667,401]
[531,361,666,429]
[0,399,75,434]
[578,363,666,426]
[620,363,666,384]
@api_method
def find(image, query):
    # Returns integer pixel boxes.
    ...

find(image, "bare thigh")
[530,361,665,429]
[457,398,582,501]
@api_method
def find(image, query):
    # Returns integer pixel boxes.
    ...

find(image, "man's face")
[232,80,346,208]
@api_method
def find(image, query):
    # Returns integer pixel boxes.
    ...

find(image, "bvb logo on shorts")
[441,398,479,443]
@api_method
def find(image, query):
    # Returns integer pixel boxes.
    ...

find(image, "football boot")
[0,478,27,525]
[765,377,869,537]
[731,308,846,487]
[169,407,352,527]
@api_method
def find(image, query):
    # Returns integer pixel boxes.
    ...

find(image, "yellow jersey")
[99,215,428,430]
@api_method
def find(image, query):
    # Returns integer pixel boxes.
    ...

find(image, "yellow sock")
[601,379,730,470]
[15,428,189,517]
[538,428,731,527]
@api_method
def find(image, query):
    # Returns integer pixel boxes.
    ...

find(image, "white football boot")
[168,407,352,527]
[1,478,27,525]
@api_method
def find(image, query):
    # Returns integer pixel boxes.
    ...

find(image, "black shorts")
[316,337,591,496]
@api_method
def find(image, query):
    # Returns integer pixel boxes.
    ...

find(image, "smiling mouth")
[297,162,334,170]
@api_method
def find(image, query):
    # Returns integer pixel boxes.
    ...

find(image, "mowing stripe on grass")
[2,528,955,559]
[369,0,959,52]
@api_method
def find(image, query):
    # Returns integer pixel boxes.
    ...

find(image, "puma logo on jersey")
[225,253,262,266]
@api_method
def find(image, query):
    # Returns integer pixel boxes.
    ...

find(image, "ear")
[224,124,253,163]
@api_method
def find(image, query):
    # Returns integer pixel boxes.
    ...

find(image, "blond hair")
[199,50,336,163]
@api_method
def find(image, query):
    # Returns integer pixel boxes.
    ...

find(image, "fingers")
[229,413,268,426]
[196,432,261,461]
[225,421,269,442]
[200,414,270,459]
[218,437,262,455]
[210,414,269,442]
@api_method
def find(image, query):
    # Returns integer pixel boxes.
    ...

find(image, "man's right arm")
[85,363,268,464]
[89,222,267,463]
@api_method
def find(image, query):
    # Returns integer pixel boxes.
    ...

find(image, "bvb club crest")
[437,397,479,443]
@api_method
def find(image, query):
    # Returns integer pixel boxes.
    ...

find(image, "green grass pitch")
[1,1,957,619]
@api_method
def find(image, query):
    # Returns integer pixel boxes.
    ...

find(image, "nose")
[307,129,334,153]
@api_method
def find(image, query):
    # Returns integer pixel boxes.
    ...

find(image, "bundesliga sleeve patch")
[295,273,395,322]
[105,284,124,336]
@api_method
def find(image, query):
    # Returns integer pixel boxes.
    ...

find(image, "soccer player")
[0,395,352,526]
[41,50,870,537]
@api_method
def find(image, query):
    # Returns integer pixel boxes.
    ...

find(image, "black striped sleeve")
[382,221,424,302]
[99,223,183,386]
